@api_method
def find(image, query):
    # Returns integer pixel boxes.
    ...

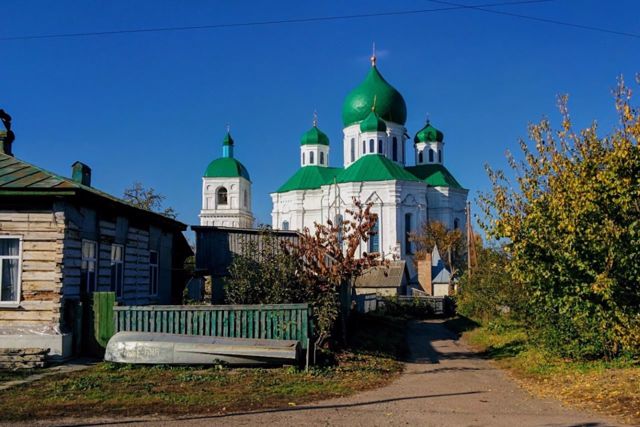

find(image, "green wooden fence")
[112,303,312,349]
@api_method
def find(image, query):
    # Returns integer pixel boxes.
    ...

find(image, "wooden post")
[93,292,116,349]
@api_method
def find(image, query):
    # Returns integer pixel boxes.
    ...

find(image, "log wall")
[0,211,65,327]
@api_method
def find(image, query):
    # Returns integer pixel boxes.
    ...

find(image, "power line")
[428,0,640,39]
[0,0,553,41]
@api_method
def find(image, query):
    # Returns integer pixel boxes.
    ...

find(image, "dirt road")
[56,320,619,427]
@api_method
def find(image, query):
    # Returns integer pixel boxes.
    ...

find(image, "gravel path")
[11,320,622,427]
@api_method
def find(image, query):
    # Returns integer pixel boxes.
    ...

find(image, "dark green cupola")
[359,110,387,133]
[342,56,407,127]
[300,122,329,146]
[414,120,444,143]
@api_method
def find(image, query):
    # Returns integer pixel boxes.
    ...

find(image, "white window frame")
[81,239,98,294]
[149,250,159,296]
[110,244,125,298]
[0,236,22,306]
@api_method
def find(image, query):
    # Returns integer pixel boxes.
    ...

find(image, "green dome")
[414,121,444,143]
[204,157,251,181]
[300,125,329,146]
[342,65,407,127]
[359,110,387,133]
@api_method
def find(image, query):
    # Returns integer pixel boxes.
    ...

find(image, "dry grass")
[446,316,640,425]
[0,313,406,422]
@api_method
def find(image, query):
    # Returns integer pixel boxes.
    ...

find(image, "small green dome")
[204,157,251,181]
[342,65,407,127]
[414,121,444,143]
[300,125,329,146]
[360,110,387,133]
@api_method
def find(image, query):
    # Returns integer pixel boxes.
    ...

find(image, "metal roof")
[0,153,187,229]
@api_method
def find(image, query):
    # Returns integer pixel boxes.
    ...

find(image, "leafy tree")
[224,230,306,305]
[457,242,524,323]
[409,220,465,278]
[123,182,177,219]
[479,77,640,359]
[285,199,385,346]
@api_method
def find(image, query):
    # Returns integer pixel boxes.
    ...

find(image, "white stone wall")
[200,176,253,227]
[342,122,407,167]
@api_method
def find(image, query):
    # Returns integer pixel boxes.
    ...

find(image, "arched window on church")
[418,151,423,164]
[302,152,305,165]
[429,149,434,163]
[282,220,289,231]
[217,187,228,205]
[350,138,355,162]
[392,137,398,161]
[310,151,315,164]
[378,140,383,154]
[369,139,375,153]
[243,190,248,208]
[320,151,325,165]
[438,149,442,163]
[368,220,379,253]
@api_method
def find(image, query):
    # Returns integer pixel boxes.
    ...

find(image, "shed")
[354,260,408,296]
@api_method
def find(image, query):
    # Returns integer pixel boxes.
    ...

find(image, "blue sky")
[2,0,639,229]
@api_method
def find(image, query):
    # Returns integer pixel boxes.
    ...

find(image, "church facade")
[270,55,468,280]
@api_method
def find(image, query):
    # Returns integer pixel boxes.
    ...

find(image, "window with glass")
[350,138,355,162]
[110,244,124,298]
[418,151,423,163]
[320,151,324,165]
[429,149,434,163]
[369,139,375,153]
[392,138,398,161]
[302,153,305,165]
[368,220,379,253]
[438,149,442,163]
[362,141,366,154]
[149,250,159,296]
[310,151,315,164]
[405,213,413,254]
[0,237,21,304]
[377,140,383,154]
[282,220,289,231]
[81,240,97,294]
[217,187,228,205]
[243,190,248,208]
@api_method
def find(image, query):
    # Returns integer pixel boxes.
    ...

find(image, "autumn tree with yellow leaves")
[479,77,640,359]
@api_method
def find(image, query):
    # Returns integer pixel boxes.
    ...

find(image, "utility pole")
[466,201,473,277]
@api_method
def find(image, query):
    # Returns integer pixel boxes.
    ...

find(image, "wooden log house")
[0,134,192,359]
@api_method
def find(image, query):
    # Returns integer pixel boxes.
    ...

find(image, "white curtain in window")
[0,239,19,302]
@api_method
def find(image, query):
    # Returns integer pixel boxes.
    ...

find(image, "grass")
[0,369,37,383]
[0,313,406,422]
[444,316,640,425]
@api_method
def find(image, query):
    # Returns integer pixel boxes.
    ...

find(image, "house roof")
[0,153,187,230]
[405,164,464,189]
[431,245,451,284]
[355,260,407,288]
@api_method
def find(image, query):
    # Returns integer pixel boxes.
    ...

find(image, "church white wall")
[301,144,330,168]
[342,122,407,168]
[200,176,254,227]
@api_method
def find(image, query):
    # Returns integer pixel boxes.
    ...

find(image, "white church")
[200,54,468,281]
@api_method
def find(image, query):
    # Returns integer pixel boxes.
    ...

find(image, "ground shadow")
[58,391,484,426]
